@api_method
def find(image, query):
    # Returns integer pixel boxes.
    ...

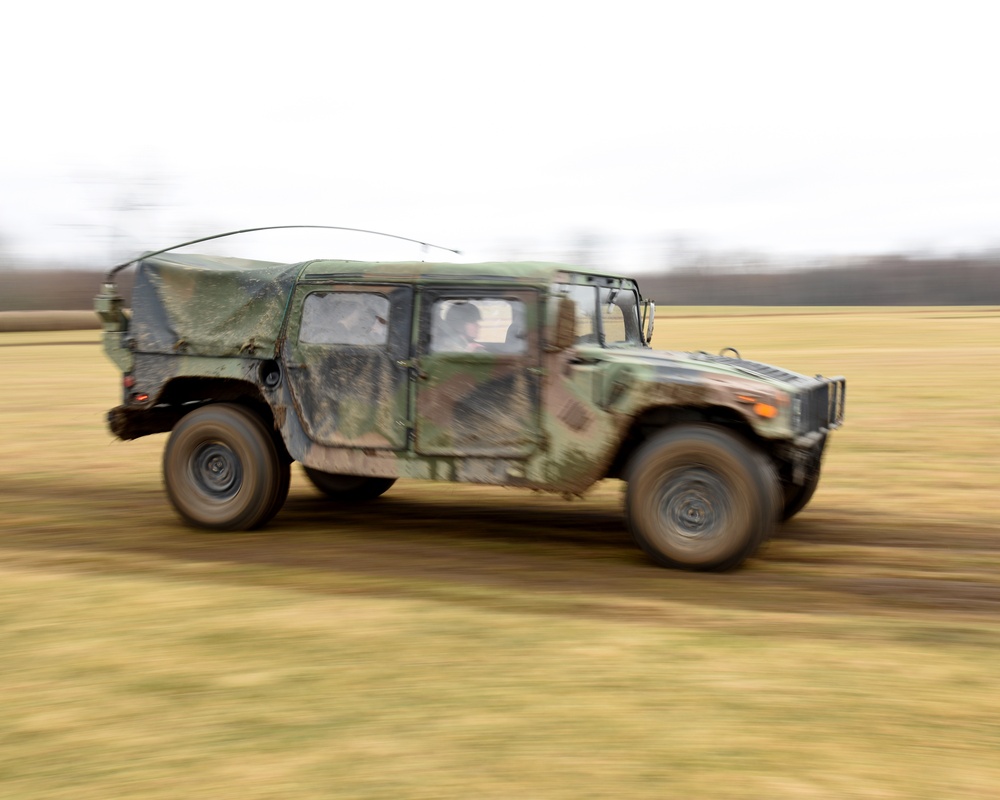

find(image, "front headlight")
[735,390,790,421]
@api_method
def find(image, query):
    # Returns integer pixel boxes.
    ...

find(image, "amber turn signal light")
[753,402,778,419]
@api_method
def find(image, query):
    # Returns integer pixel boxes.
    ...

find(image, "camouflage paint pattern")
[97,255,845,494]
[282,283,413,450]
[412,288,541,458]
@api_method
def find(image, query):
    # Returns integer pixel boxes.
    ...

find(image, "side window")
[430,298,527,354]
[300,292,390,346]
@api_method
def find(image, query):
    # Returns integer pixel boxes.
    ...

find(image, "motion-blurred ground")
[1,309,998,799]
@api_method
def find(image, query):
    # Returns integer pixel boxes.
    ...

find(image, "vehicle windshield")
[553,279,644,347]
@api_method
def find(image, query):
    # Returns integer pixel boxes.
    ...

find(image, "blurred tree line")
[0,267,135,311]
[1,251,999,310]
[639,253,1000,305]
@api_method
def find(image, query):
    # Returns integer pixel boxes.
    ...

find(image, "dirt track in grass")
[4,470,1000,626]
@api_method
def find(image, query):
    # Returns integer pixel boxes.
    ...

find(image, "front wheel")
[163,404,289,530]
[302,467,396,503]
[624,425,778,571]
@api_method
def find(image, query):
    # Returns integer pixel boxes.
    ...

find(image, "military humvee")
[95,248,844,571]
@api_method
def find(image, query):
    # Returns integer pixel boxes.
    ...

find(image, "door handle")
[397,359,428,380]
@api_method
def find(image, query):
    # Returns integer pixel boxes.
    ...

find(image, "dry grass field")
[1,309,999,799]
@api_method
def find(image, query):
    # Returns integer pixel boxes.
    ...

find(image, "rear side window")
[300,292,390,345]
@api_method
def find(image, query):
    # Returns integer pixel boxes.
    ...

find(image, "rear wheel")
[625,425,778,571]
[302,467,396,503]
[163,404,289,530]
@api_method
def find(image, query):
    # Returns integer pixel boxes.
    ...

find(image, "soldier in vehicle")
[438,301,485,352]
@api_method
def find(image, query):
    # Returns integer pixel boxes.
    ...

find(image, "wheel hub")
[658,468,728,540]
[193,442,242,497]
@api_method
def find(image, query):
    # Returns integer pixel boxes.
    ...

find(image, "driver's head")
[445,302,481,338]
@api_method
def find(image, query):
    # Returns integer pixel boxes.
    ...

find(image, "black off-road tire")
[163,404,289,530]
[302,467,396,503]
[625,425,779,571]
[781,468,821,522]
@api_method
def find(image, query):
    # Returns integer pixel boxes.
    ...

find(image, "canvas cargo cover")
[130,254,301,358]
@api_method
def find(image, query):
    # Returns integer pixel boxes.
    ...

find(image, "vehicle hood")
[575,346,818,392]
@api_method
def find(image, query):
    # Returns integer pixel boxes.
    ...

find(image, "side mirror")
[640,299,655,344]
[545,295,576,352]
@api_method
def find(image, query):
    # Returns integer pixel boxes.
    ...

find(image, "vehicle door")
[283,284,413,449]
[414,289,541,457]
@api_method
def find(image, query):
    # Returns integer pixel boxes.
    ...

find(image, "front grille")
[689,352,846,434]
[794,377,846,434]
[826,377,846,428]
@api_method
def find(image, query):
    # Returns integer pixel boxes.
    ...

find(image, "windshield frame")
[553,274,645,349]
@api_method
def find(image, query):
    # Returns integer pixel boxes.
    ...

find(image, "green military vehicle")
[95,241,844,571]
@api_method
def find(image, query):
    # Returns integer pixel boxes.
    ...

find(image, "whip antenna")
[106,225,460,281]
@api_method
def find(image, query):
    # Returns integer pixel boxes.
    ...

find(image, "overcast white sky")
[2,0,998,270]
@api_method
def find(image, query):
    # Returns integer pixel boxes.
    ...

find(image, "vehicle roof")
[297,259,630,285]
[128,253,636,360]
[132,253,632,286]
